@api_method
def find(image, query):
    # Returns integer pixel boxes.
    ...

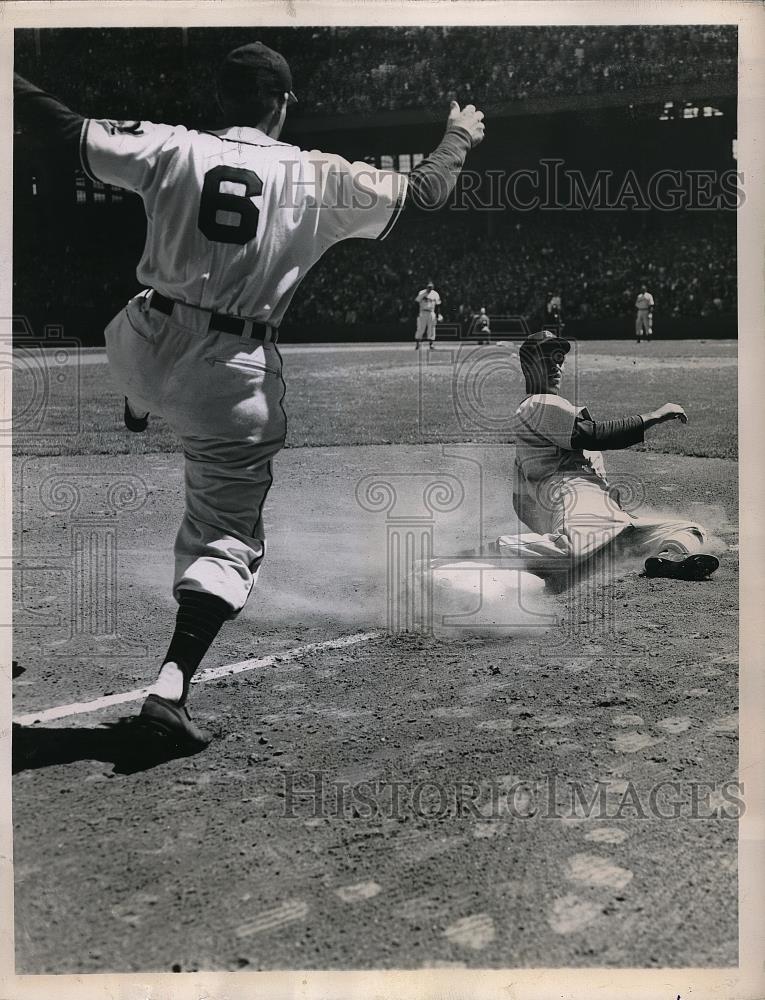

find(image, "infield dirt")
[12,435,738,971]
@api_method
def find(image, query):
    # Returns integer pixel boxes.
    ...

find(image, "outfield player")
[15,45,485,747]
[496,330,720,585]
[475,306,491,344]
[546,291,563,333]
[414,281,441,349]
[635,284,654,343]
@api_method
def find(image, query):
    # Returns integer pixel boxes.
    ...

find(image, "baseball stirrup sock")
[162,590,232,700]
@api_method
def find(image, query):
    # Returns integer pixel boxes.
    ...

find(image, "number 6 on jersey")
[198,165,262,245]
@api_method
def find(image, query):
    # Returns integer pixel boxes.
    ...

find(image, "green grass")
[12,340,737,460]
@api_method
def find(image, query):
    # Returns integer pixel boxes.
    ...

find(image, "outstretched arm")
[406,101,484,211]
[14,74,84,173]
[571,403,687,450]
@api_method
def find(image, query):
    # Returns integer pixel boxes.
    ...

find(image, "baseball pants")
[415,313,437,342]
[496,477,707,572]
[105,291,287,617]
[635,312,653,338]
[497,514,706,570]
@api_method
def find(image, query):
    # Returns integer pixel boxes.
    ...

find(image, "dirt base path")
[12,445,738,972]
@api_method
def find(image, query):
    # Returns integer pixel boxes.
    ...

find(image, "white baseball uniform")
[496,392,707,571]
[87,118,407,613]
[414,287,441,342]
[635,290,654,338]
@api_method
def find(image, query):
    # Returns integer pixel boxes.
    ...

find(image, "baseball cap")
[219,42,298,105]
[519,329,571,370]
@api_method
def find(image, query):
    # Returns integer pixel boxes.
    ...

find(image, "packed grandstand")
[14,25,736,120]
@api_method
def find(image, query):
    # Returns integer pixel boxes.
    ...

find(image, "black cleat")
[124,397,149,433]
[644,553,719,581]
[137,693,211,748]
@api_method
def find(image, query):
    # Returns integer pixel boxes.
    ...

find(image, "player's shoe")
[137,693,211,748]
[643,553,719,581]
[124,397,150,433]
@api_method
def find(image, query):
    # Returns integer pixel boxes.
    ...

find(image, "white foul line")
[12,630,384,727]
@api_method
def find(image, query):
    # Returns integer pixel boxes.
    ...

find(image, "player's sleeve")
[572,415,644,450]
[80,118,181,194]
[435,293,442,306]
[306,151,408,243]
[406,126,472,210]
[516,395,579,449]
[13,74,84,173]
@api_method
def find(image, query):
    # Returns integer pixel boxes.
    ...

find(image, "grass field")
[13,339,737,459]
[11,338,739,974]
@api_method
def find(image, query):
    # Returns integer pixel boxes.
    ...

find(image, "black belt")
[149,291,275,342]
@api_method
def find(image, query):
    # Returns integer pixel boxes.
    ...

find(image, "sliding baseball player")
[497,330,720,585]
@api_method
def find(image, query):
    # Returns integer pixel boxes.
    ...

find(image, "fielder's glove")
[437,313,444,322]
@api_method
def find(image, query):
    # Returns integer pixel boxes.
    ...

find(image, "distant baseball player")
[635,284,654,343]
[15,47,485,748]
[414,281,441,349]
[472,306,491,344]
[496,330,720,585]
[546,291,563,333]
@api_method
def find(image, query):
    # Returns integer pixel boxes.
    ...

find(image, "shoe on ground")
[124,397,149,433]
[137,693,211,747]
[644,553,719,581]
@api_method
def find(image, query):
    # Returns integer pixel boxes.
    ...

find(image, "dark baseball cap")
[220,42,298,105]
[519,329,571,369]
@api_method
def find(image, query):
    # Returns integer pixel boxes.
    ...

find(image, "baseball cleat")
[644,553,719,581]
[124,397,150,433]
[137,693,211,747]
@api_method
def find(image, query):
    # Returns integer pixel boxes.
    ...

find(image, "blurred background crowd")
[14,214,733,334]
[289,215,736,328]
[14,25,736,122]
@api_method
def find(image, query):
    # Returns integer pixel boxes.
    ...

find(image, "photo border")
[1,2,762,998]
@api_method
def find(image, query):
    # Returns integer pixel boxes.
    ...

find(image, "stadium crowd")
[14,25,736,121]
[12,212,735,339]
[287,215,736,328]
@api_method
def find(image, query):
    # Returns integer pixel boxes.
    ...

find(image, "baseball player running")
[496,330,720,586]
[414,281,442,349]
[15,45,485,748]
[635,284,654,343]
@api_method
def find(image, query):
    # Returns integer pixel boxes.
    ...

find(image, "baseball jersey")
[476,313,490,331]
[635,291,654,312]
[416,289,441,313]
[512,394,616,535]
[80,119,408,325]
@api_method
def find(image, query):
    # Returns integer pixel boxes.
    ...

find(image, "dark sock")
[163,590,232,696]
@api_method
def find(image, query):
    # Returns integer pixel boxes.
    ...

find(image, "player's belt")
[149,291,277,343]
